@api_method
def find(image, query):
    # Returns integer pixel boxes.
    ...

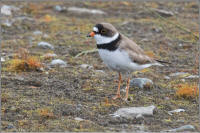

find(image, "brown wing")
[119,34,156,65]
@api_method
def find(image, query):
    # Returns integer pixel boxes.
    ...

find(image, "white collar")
[94,33,119,45]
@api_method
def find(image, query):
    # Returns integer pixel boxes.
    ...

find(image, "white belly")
[98,49,152,72]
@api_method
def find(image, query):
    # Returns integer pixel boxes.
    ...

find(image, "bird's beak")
[87,31,95,37]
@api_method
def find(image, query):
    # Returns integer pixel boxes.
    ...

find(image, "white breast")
[98,49,153,72]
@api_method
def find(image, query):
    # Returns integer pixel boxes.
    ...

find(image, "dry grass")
[7,48,42,72]
[144,51,155,58]
[42,15,56,23]
[176,83,199,99]
[37,108,55,119]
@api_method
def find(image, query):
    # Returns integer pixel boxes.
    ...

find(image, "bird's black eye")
[101,29,107,34]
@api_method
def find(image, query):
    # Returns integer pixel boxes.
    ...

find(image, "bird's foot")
[112,94,121,100]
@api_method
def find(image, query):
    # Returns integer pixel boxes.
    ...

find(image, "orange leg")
[124,77,130,101]
[112,72,122,100]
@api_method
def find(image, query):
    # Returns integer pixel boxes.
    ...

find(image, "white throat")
[94,33,119,45]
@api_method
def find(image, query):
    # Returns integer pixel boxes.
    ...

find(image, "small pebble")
[185,75,199,79]
[168,109,185,115]
[54,5,63,12]
[141,38,149,42]
[95,70,105,73]
[179,43,183,47]
[181,79,185,82]
[43,53,57,58]
[80,64,93,69]
[74,117,84,121]
[33,30,43,35]
[153,8,174,17]
[1,57,5,62]
[50,59,67,67]
[165,97,170,100]
[164,76,170,80]
[43,34,49,38]
[38,41,54,50]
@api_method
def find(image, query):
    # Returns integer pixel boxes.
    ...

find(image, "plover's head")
[87,23,119,45]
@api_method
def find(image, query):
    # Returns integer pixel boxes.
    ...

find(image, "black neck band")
[97,34,121,51]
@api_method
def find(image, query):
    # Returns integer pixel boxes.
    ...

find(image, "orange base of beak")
[88,31,95,37]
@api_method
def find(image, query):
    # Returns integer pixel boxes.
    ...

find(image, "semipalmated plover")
[87,22,166,100]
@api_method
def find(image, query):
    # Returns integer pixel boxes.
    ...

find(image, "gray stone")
[165,125,195,132]
[33,30,43,35]
[153,8,174,17]
[169,72,188,77]
[54,5,63,12]
[164,76,170,80]
[67,7,106,15]
[153,27,162,33]
[121,21,129,26]
[50,59,67,67]
[141,38,149,42]
[177,119,185,123]
[74,117,84,121]
[43,34,49,38]
[95,70,105,74]
[165,97,170,100]
[179,43,183,47]
[111,105,156,119]
[181,79,185,82]
[80,64,93,69]
[10,106,17,112]
[168,109,185,115]
[167,42,172,46]
[38,41,54,49]
[1,57,5,62]
[130,78,153,89]
[185,75,199,79]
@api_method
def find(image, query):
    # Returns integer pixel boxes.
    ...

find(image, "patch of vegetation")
[6,48,42,72]
[175,83,199,99]
[37,108,55,119]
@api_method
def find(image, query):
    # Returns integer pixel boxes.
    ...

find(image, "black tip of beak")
[87,34,91,37]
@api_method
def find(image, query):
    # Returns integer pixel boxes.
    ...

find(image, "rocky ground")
[1,1,199,132]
